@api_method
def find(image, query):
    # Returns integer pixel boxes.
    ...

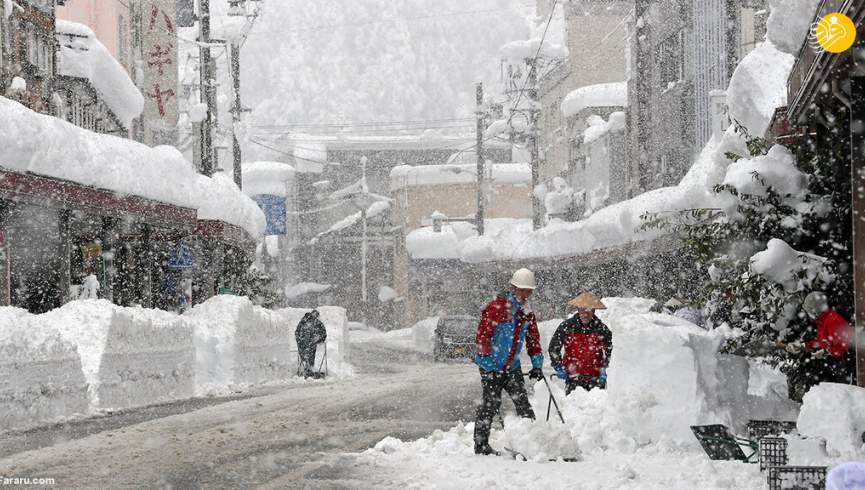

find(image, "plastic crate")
[747,420,797,441]
[758,437,788,472]
[766,466,826,490]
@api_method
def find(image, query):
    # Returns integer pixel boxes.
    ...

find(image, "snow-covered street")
[0,340,476,488]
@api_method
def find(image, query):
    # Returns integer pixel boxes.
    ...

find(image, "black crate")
[766,466,826,490]
[758,437,788,472]
[748,420,798,441]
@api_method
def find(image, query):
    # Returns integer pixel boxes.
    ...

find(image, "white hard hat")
[510,268,537,290]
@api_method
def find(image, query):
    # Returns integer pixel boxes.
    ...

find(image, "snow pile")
[284,282,332,300]
[390,163,531,191]
[722,145,807,200]
[750,238,833,293]
[56,20,144,128]
[725,42,795,136]
[378,286,399,303]
[38,300,195,411]
[767,0,821,54]
[194,172,267,237]
[9,76,25,92]
[361,298,791,488]
[0,307,89,432]
[561,82,627,119]
[797,383,865,458]
[242,161,296,197]
[184,295,294,393]
[411,316,439,353]
[583,111,626,145]
[544,177,574,216]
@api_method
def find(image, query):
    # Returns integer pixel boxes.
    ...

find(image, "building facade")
[1,0,58,114]
[626,0,767,195]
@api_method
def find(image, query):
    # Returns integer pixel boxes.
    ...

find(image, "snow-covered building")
[626,0,768,195]
[54,19,144,135]
[1,0,58,114]
[390,161,532,327]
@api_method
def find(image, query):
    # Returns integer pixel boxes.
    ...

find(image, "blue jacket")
[474,292,543,373]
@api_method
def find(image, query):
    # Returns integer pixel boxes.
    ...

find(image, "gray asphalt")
[0,340,480,489]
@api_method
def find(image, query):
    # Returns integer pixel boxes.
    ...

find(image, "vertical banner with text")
[142,0,179,146]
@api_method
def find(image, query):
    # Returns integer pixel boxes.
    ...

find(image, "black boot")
[474,444,500,456]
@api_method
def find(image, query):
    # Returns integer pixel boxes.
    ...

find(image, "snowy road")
[0,341,480,488]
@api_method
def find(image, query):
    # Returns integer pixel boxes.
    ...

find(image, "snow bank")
[185,296,294,393]
[56,20,144,128]
[411,316,439,353]
[390,163,531,191]
[798,383,865,458]
[561,82,627,118]
[38,300,195,411]
[0,308,89,432]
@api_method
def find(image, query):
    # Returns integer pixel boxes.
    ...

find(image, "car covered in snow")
[433,315,476,361]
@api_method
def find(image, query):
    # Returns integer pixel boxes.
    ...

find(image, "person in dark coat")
[295,309,327,378]
[549,292,613,394]
[472,268,545,456]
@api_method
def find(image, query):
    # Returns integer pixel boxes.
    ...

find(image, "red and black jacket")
[548,316,612,377]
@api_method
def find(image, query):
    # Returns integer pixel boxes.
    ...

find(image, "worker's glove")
[812,349,829,359]
[528,368,544,381]
[554,365,569,380]
[598,368,607,384]
[785,341,803,354]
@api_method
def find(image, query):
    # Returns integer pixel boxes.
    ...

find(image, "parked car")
[433,315,476,361]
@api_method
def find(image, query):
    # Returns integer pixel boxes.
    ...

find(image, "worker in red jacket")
[782,291,853,401]
[549,292,613,394]
[472,268,544,456]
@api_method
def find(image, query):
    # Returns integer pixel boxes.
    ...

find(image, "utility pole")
[850,41,865,387]
[360,156,368,327]
[528,58,542,230]
[230,42,242,188]
[475,82,485,236]
[199,0,215,176]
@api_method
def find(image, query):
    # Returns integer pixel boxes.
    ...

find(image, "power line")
[248,7,513,36]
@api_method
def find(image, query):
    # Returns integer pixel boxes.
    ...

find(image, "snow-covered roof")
[500,38,568,61]
[390,163,531,191]
[284,282,332,299]
[0,97,265,238]
[242,161,296,197]
[561,82,628,119]
[56,20,144,129]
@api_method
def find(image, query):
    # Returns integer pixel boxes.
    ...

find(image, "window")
[656,31,685,87]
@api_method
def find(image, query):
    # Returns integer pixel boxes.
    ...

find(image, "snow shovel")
[543,375,565,424]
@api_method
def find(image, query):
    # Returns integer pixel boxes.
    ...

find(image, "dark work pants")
[565,375,602,395]
[299,345,317,376]
[474,368,535,450]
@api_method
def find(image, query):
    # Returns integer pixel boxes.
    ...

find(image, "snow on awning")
[242,161,296,197]
[561,82,627,119]
[390,163,531,191]
[0,97,265,238]
[56,20,144,129]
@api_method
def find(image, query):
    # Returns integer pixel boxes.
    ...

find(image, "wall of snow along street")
[0,298,351,432]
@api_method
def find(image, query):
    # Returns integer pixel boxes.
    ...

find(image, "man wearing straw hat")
[549,292,613,394]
